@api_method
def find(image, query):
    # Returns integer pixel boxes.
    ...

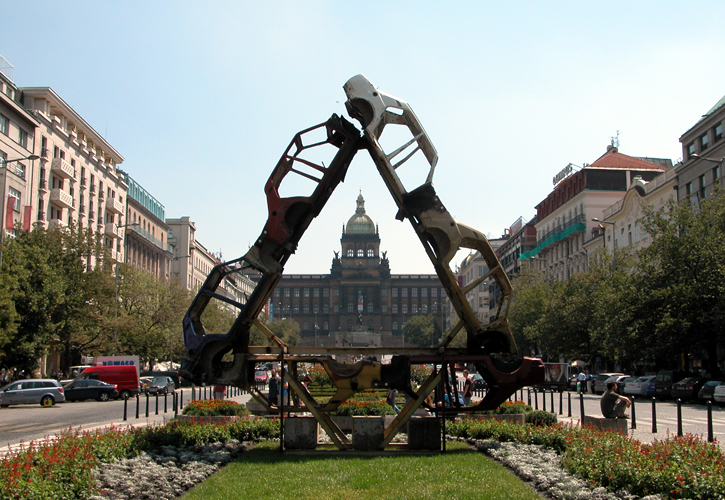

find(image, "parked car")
[255,371,269,385]
[615,376,636,395]
[654,370,690,400]
[140,371,180,389]
[63,379,118,402]
[713,383,725,406]
[670,377,706,401]
[697,380,722,403]
[0,379,65,407]
[623,376,656,398]
[139,377,154,393]
[146,376,175,395]
[593,373,625,395]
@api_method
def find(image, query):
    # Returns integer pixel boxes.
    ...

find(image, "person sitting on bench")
[600,380,631,418]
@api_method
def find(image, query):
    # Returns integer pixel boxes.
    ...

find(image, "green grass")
[181,441,541,500]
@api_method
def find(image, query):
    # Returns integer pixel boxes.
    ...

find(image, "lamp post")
[113,222,139,355]
[591,218,616,270]
[0,154,40,270]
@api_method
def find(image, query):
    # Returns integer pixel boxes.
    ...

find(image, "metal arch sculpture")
[180,76,544,450]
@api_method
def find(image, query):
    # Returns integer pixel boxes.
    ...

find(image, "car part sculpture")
[180,75,544,450]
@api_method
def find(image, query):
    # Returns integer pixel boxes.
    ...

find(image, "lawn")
[181,441,542,500]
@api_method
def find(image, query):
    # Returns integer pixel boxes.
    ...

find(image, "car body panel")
[697,380,722,402]
[593,373,625,395]
[146,376,175,395]
[670,377,706,401]
[63,379,118,401]
[713,383,725,404]
[0,379,65,406]
[623,376,655,397]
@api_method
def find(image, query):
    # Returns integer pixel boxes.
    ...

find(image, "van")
[80,365,139,400]
[654,370,689,400]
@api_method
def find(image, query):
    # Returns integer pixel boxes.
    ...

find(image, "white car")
[713,383,725,406]
[623,376,655,397]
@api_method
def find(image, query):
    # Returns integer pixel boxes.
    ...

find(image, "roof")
[345,192,376,234]
[586,148,669,171]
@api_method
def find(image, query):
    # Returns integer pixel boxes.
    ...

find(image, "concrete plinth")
[582,415,629,435]
[284,417,318,449]
[352,416,385,450]
[408,416,440,450]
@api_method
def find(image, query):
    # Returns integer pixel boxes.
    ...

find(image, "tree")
[113,265,190,367]
[403,314,440,348]
[634,191,725,375]
[0,223,111,373]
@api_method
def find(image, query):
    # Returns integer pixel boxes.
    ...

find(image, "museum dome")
[345,192,376,234]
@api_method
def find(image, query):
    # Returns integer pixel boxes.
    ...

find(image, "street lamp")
[113,222,139,355]
[592,218,616,270]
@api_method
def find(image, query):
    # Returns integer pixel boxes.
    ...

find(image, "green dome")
[345,192,376,234]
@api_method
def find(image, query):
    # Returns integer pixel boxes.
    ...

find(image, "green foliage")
[402,314,440,348]
[524,410,558,426]
[410,363,432,386]
[135,418,279,449]
[182,398,251,416]
[448,418,725,498]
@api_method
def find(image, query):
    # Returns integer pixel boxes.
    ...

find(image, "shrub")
[182,398,250,417]
[333,400,395,416]
[525,410,557,426]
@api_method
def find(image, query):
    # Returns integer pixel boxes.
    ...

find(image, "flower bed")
[448,417,725,499]
[182,399,250,417]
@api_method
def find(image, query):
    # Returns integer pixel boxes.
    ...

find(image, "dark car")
[146,376,175,395]
[63,379,118,402]
[697,380,722,403]
[670,377,706,402]
[654,370,689,400]
[141,371,180,389]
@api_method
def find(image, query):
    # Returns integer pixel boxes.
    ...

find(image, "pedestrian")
[281,379,289,406]
[461,369,473,406]
[269,369,280,405]
[213,384,226,399]
[301,374,312,390]
[577,371,587,394]
[600,380,631,418]
[386,388,401,413]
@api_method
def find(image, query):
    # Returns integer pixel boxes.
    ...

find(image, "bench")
[582,415,628,434]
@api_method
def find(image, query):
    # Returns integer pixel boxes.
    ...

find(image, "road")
[0,389,252,453]
[2,387,724,454]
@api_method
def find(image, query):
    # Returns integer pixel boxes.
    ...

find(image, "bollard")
[708,401,714,442]
[123,398,128,421]
[534,390,538,410]
[651,398,657,433]
[579,393,585,420]
[135,393,140,419]
[191,386,195,401]
[542,390,546,412]
[631,397,636,429]
[567,392,571,417]
[180,389,184,412]
[550,390,555,414]
[558,390,563,415]
[204,386,207,399]
[527,388,531,406]
[174,392,178,417]
[164,392,168,413]
[676,399,682,437]
[145,393,150,418]
[155,393,159,415]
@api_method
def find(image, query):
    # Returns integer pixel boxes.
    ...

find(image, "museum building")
[269,192,446,347]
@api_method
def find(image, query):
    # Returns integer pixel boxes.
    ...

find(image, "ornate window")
[367,248,374,257]
[357,248,364,257]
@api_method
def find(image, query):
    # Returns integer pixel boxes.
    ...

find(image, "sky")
[2,1,725,275]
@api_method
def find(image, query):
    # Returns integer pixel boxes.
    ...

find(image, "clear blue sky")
[2,1,725,274]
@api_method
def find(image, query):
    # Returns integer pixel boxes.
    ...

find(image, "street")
[0,390,252,453]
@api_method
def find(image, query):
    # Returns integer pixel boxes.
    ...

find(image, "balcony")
[38,178,48,193]
[50,158,76,181]
[106,197,123,214]
[520,214,587,260]
[48,219,67,231]
[105,223,119,238]
[50,188,74,210]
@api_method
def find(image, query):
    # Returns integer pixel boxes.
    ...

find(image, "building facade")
[676,94,725,202]
[122,172,173,281]
[522,146,672,280]
[269,193,446,347]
